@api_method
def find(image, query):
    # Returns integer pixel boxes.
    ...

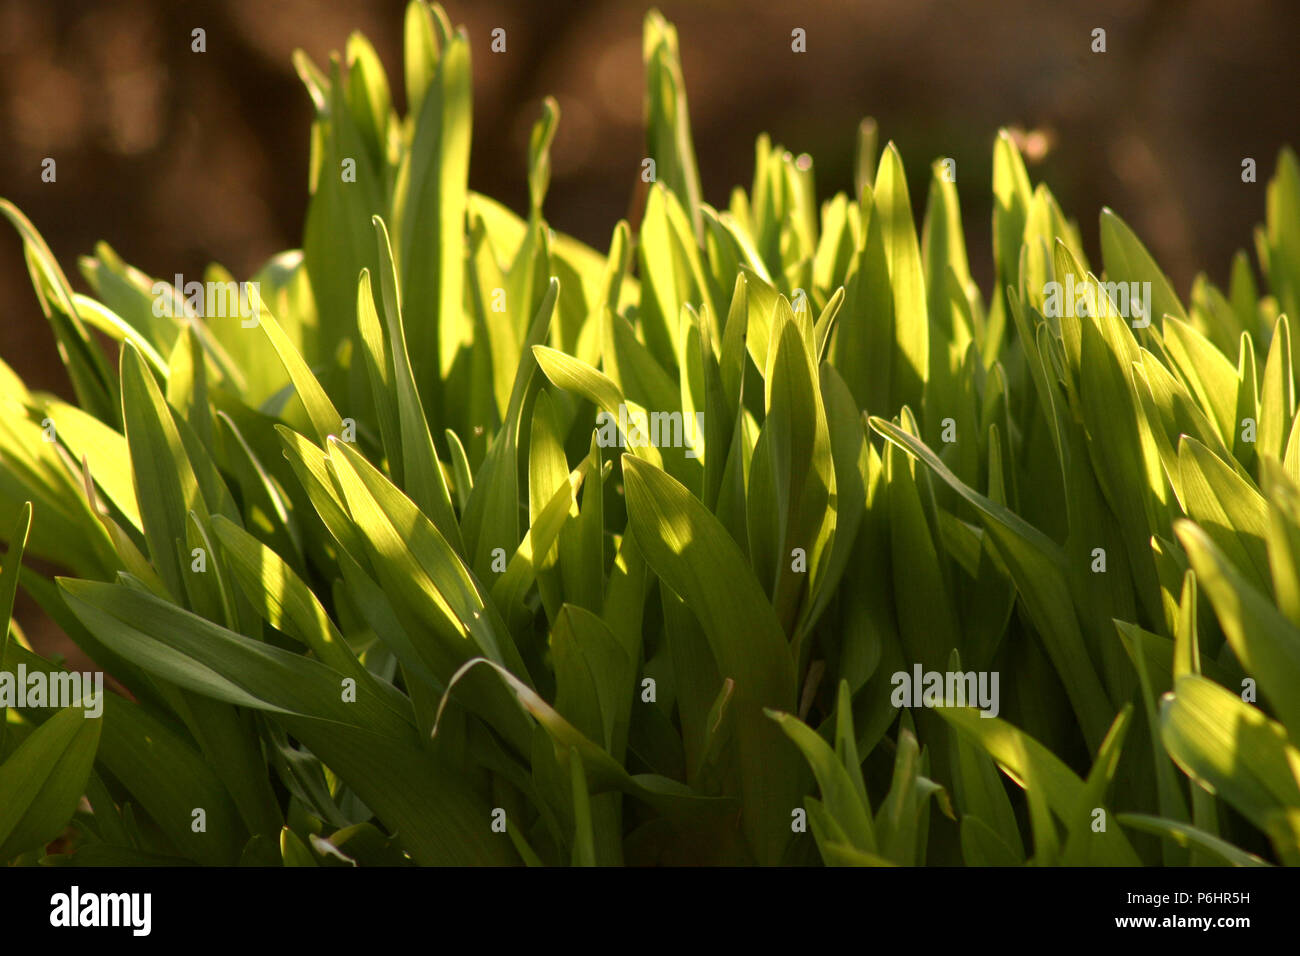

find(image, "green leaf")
[42,405,134,543]
[1176,519,1300,736]
[552,605,634,759]
[370,217,462,548]
[212,411,302,567]
[355,268,402,472]
[1062,705,1135,864]
[58,576,514,865]
[393,25,472,388]
[754,317,835,638]
[922,159,973,346]
[533,344,664,470]
[637,185,691,371]
[854,118,878,200]
[1114,620,1191,864]
[885,416,959,677]
[434,656,725,823]
[988,131,1031,359]
[254,298,346,446]
[643,11,703,243]
[1265,147,1300,322]
[832,190,894,414]
[870,417,1113,748]
[567,747,597,867]
[960,814,1021,866]
[1160,674,1300,863]
[938,707,1140,865]
[1117,814,1270,867]
[492,457,585,635]
[874,144,929,413]
[622,455,805,864]
[1177,435,1271,593]
[1259,314,1295,461]
[0,705,101,860]
[212,515,371,686]
[3,642,245,864]
[1163,316,1240,447]
[768,708,877,856]
[299,54,384,365]
[0,200,116,422]
[947,668,1024,860]
[0,502,32,692]
[280,827,319,867]
[326,437,530,687]
[461,278,559,580]
[120,343,210,602]
[1099,208,1187,324]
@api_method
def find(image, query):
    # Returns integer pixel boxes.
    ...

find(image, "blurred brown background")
[1,0,1298,654]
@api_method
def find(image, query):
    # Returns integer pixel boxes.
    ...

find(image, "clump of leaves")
[1,3,1298,866]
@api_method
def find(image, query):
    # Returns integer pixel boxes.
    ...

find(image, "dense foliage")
[1,4,1298,866]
